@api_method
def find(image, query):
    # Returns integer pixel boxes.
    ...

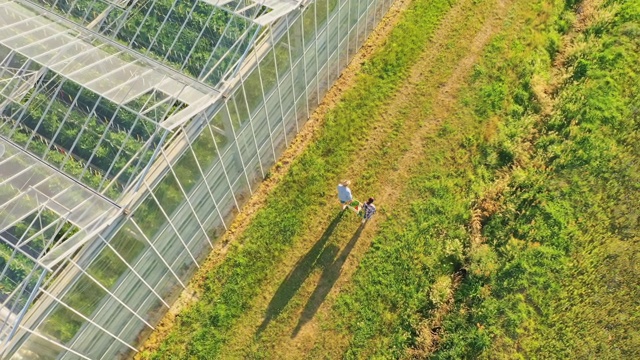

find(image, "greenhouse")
[0,0,393,357]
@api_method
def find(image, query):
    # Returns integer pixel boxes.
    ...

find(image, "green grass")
[143,0,456,358]
[324,0,639,357]
[432,0,640,358]
[145,0,640,357]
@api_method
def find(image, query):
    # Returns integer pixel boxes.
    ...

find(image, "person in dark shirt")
[361,197,376,224]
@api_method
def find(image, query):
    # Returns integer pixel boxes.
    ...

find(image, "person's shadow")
[291,225,364,337]
[256,212,345,335]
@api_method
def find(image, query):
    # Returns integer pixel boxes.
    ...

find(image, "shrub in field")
[468,243,498,278]
[429,275,452,308]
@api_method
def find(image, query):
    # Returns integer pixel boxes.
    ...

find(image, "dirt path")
[217,0,514,357]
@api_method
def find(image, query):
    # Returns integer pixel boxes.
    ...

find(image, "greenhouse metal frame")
[0,0,394,357]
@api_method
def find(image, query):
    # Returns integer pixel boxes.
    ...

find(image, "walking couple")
[337,180,376,224]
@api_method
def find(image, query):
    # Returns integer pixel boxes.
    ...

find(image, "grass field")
[139,0,639,358]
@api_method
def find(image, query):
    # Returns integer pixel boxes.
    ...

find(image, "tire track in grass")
[216,0,514,358]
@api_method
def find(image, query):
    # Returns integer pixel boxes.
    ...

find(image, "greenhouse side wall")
[5,0,395,358]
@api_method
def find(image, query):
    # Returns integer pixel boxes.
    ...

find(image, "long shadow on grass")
[256,211,345,336]
[291,225,364,337]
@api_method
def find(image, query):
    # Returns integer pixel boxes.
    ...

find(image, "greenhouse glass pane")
[170,199,204,247]
[152,170,183,218]
[137,293,166,326]
[316,0,330,28]
[316,28,329,68]
[172,148,201,195]
[282,108,297,145]
[327,15,340,56]
[234,88,251,125]
[189,125,220,175]
[204,160,233,203]
[85,247,128,290]
[58,274,107,318]
[67,320,120,359]
[259,49,278,99]
[90,300,134,337]
[242,70,264,117]
[132,196,166,240]
[153,270,182,305]
[189,181,217,223]
[15,332,65,359]
[219,144,244,184]
[306,77,318,110]
[304,47,317,84]
[235,126,258,167]
[265,93,284,145]
[169,249,197,283]
[202,210,225,238]
[278,72,295,116]
[288,15,304,60]
[295,94,308,128]
[150,225,188,269]
[302,3,316,45]
[291,61,306,103]
[39,301,87,345]
[249,106,270,149]
[107,221,148,265]
[111,268,157,312]
[132,247,174,290]
[258,140,275,174]
[318,63,329,99]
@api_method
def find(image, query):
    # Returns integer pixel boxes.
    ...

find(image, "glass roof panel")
[26,0,263,85]
[0,138,117,227]
[0,137,121,268]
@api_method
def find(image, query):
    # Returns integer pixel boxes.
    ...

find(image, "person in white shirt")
[337,180,353,210]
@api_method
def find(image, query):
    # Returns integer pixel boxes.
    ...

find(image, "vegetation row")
[1,72,174,197]
[36,0,250,84]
